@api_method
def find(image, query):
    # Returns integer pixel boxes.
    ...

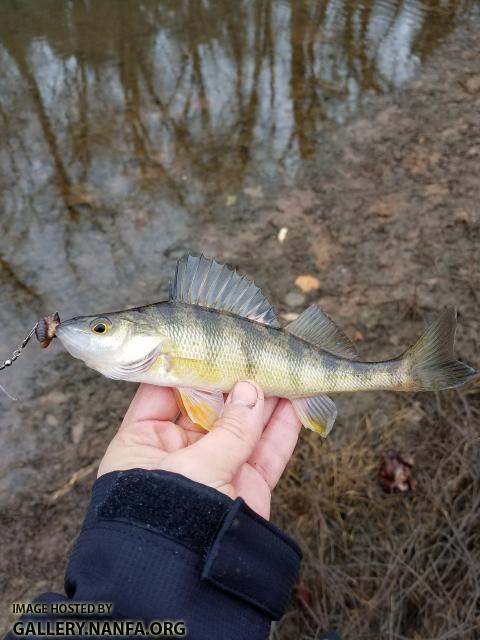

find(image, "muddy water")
[0,0,477,505]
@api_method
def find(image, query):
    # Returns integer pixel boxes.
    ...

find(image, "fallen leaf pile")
[379,451,416,492]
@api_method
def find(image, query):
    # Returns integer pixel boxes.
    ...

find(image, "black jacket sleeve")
[6,469,302,640]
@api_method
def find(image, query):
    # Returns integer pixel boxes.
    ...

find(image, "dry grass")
[272,380,480,640]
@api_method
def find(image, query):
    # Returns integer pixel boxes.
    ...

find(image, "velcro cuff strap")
[201,498,301,619]
[93,470,301,620]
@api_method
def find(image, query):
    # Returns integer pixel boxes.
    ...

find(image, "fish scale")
[159,304,310,396]
[157,303,404,396]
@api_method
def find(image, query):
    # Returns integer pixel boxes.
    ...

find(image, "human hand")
[98,381,302,519]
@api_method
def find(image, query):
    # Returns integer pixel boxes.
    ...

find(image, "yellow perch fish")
[56,255,476,435]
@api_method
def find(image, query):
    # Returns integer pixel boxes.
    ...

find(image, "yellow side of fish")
[145,303,401,396]
[55,255,476,436]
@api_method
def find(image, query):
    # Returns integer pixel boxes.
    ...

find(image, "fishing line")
[0,322,39,401]
[0,322,39,371]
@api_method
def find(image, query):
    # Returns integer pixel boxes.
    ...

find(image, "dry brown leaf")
[294,581,312,607]
[367,194,406,218]
[281,312,300,322]
[294,275,320,293]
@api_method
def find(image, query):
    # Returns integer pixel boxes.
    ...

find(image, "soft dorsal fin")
[169,254,280,327]
[285,304,359,359]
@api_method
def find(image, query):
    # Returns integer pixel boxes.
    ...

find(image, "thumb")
[188,381,265,480]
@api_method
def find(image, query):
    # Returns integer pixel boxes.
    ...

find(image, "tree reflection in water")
[0,0,474,313]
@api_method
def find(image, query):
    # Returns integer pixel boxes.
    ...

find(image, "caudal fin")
[401,308,476,391]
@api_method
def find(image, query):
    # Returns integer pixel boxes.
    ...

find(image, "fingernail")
[229,381,258,408]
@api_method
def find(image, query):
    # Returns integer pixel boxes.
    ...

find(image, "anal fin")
[175,387,224,431]
[291,394,337,437]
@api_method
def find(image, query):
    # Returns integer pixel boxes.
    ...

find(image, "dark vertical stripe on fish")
[323,355,340,392]
[203,309,222,370]
[239,322,258,379]
[287,332,302,393]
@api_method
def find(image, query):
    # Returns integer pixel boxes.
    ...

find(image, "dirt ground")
[1,18,480,640]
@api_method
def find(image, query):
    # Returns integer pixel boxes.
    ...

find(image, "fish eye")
[90,319,111,334]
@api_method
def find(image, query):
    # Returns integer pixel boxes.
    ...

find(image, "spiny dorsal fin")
[285,304,359,359]
[169,254,280,327]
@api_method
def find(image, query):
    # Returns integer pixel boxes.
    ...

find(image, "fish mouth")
[55,320,92,361]
[56,317,121,370]
[56,317,90,335]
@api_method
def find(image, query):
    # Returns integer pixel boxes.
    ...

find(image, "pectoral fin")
[175,387,224,430]
[291,394,337,437]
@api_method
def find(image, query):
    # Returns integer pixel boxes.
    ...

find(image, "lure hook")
[0,313,60,400]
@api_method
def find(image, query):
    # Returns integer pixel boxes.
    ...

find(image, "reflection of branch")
[225,7,246,112]
[372,0,403,87]
[264,0,275,111]
[235,0,270,171]
[357,1,380,91]
[410,0,461,60]
[136,59,189,208]
[0,0,471,213]
[0,257,41,301]
[290,0,311,158]
[1,41,80,222]
[191,44,211,132]
[279,128,297,164]
[113,4,193,211]
[117,4,149,167]
[0,101,42,231]
[75,58,91,179]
